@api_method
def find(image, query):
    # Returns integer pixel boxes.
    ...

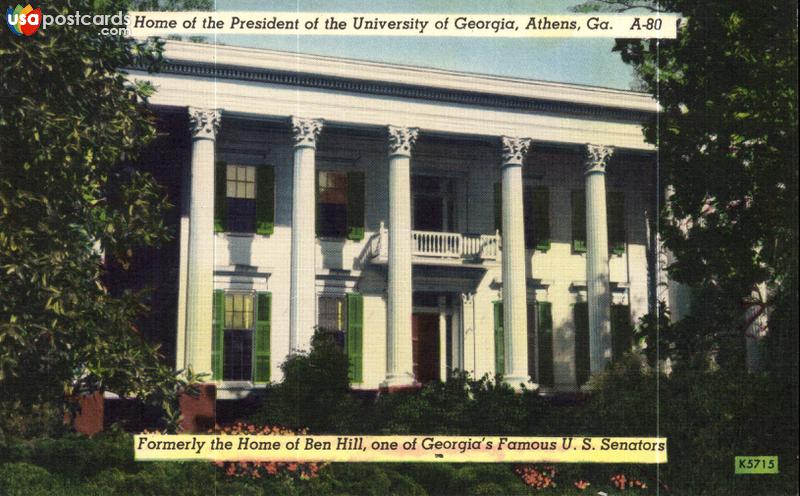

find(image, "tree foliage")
[590,1,798,371]
[0,0,206,423]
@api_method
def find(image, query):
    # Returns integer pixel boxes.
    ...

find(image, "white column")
[662,185,692,322]
[382,126,418,388]
[500,136,532,388]
[438,295,448,382]
[184,107,221,376]
[744,283,768,373]
[289,117,323,353]
[585,144,615,374]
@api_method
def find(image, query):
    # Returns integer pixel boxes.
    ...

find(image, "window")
[524,186,551,251]
[316,170,365,240]
[214,162,275,235]
[573,302,590,387]
[225,165,256,233]
[607,192,626,255]
[572,190,587,253]
[572,189,626,255]
[316,293,363,383]
[412,175,455,232]
[493,300,504,376]
[317,171,348,238]
[527,301,554,387]
[222,293,254,381]
[212,291,271,383]
[611,304,633,361]
[318,295,347,349]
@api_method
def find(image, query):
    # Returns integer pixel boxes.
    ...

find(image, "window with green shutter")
[611,304,632,362]
[215,163,275,234]
[212,290,224,380]
[253,292,271,383]
[574,302,590,387]
[493,300,504,377]
[572,190,587,253]
[318,170,365,240]
[255,166,275,235]
[536,301,554,387]
[346,171,365,241]
[346,293,364,383]
[607,192,625,255]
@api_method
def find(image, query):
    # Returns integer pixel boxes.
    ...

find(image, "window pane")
[223,330,253,381]
[224,293,255,330]
[226,165,257,200]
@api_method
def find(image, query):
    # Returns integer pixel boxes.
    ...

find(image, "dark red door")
[412,314,440,383]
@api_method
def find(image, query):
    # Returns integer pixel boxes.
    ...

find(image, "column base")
[381,373,416,390]
[503,375,537,391]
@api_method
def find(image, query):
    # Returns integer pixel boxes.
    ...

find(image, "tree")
[0,0,207,427]
[579,1,797,373]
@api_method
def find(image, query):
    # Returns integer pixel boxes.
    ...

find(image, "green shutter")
[346,292,364,383]
[533,187,551,252]
[572,190,586,253]
[214,161,227,233]
[346,171,365,241]
[607,192,625,255]
[253,292,271,383]
[493,300,505,377]
[611,304,632,362]
[527,302,537,381]
[574,302,590,387]
[212,290,224,380]
[255,166,275,235]
[537,301,554,387]
[493,182,502,233]
[523,186,535,249]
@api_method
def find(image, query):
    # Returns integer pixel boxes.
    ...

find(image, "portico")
[139,41,657,394]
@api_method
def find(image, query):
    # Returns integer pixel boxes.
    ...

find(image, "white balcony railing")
[366,223,499,265]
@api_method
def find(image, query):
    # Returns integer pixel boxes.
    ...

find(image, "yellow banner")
[127,12,680,38]
[134,435,667,463]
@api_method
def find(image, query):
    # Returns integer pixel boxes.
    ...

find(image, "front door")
[412,313,440,383]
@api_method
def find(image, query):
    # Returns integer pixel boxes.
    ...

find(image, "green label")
[735,456,778,474]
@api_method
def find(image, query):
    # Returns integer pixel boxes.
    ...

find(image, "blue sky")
[212,0,637,90]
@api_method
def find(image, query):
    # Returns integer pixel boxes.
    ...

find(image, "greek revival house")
[128,41,662,399]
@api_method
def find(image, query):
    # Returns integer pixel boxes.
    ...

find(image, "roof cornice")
[130,40,657,122]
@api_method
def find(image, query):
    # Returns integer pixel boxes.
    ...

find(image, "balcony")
[365,223,500,268]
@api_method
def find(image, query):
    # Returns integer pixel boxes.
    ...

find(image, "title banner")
[134,435,668,463]
[128,13,680,38]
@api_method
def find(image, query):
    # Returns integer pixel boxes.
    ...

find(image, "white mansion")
[130,41,666,397]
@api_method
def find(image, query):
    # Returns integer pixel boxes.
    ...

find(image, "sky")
[211,0,637,90]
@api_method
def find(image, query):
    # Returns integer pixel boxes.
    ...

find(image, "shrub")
[251,333,364,433]
[0,462,58,496]
[29,430,134,480]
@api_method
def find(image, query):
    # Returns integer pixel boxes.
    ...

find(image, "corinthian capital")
[188,107,221,140]
[585,143,615,174]
[291,117,323,148]
[500,136,532,165]
[387,126,419,157]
